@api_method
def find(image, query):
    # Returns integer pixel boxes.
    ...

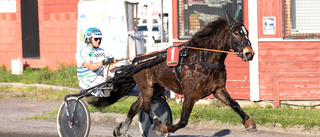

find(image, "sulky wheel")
[139,96,172,137]
[57,97,91,137]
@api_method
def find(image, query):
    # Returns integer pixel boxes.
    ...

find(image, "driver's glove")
[102,57,114,66]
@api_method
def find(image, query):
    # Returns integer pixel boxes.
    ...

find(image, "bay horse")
[89,13,256,136]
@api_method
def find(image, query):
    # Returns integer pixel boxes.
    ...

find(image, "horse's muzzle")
[239,46,255,62]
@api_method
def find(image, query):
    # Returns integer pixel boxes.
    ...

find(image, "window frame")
[177,0,243,40]
[283,0,320,39]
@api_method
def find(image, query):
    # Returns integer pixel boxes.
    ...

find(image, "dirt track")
[0,98,319,137]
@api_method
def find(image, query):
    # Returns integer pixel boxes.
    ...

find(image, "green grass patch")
[0,86,77,101]
[0,64,79,88]
[87,97,320,129]
[88,96,137,114]
[25,109,58,120]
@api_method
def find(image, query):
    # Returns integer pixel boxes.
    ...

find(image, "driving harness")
[169,43,226,85]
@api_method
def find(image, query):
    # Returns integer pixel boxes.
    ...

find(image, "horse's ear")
[236,10,243,22]
[225,11,234,24]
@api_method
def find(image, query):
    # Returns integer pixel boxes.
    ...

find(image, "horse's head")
[226,12,255,62]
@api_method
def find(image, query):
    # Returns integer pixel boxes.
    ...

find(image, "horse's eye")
[234,32,239,36]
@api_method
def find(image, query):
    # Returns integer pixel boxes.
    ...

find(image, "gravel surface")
[0,98,319,137]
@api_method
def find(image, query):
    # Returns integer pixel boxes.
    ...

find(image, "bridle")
[227,21,251,56]
[179,21,251,56]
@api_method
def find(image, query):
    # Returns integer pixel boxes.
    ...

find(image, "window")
[178,0,243,39]
[283,0,320,38]
[141,19,159,24]
[138,25,160,31]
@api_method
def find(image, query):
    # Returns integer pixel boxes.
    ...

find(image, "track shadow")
[213,129,231,137]
[170,129,231,137]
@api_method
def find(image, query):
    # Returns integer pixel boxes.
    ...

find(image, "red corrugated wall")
[259,41,320,100]
[0,12,20,69]
[39,0,78,68]
[258,0,320,101]
[0,0,78,69]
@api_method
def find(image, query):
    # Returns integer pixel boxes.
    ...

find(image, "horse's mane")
[188,17,228,48]
[133,18,228,63]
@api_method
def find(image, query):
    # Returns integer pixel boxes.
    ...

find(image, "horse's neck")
[201,51,227,65]
[203,31,229,65]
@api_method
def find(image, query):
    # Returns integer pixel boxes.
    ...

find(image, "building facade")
[0,0,319,101]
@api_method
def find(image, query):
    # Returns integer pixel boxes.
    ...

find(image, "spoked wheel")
[139,96,172,137]
[57,97,91,137]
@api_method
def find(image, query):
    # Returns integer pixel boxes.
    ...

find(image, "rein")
[105,52,166,78]
[105,44,238,77]
[181,46,239,55]
[105,38,240,78]
[177,44,229,70]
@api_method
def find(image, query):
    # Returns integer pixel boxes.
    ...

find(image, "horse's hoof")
[244,118,257,132]
[155,130,165,136]
[113,127,120,136]
[161,121,169,133]
[152,118,162,130]
[113,123,122,136]
[247,127,257,132]
[152,118,166,135]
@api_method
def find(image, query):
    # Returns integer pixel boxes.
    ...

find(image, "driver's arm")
[83,60,103,71]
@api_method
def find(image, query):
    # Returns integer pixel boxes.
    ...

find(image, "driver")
[75,27,115,97]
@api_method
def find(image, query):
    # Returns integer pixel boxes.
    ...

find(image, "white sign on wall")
[0,0,16,13]
[263,17,276,35]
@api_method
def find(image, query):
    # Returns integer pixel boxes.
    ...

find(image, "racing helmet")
[84,27,103,44]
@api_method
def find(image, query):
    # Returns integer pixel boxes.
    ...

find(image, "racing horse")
[89,13,256,136]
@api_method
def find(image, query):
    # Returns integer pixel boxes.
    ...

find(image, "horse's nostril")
[245,52,254,59]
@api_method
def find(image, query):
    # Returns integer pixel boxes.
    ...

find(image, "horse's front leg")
[213,87,257,132]
[113,96,143,136]
[154,95,197,134]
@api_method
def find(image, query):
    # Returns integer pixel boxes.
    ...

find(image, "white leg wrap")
[120,117,132,135]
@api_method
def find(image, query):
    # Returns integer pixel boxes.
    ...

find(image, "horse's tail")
[87,75,136,108]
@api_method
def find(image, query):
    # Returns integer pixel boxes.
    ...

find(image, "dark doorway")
[21,0,40,59]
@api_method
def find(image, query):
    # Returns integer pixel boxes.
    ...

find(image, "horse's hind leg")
[213,87,257,132]
[113,96,143,136]
[142,84,165,129]
[136,83,168,135]
[114,79,163,136]
[154,94,197,134]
